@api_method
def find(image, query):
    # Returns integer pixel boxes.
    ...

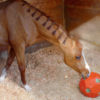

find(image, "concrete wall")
[64,0,100,46]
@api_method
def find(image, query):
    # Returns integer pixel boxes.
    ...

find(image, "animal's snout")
[81,73,90,79]
[82,50,91,79]
[81,69,91,79]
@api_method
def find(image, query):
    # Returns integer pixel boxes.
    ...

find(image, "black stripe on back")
[58,32,63,40]
[31,10,37,17]
[52,26,59,35]
[42,18,50,26]
[63,37,67,44]
[36,14,42,21]
[47,22,54,30]
[22,0,60,35]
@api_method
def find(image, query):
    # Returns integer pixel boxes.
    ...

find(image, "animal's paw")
[0,69,7,82]
[24,84,31,91]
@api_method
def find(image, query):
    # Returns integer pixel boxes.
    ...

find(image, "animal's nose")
[81,73,90,79]
[81,69,91,79]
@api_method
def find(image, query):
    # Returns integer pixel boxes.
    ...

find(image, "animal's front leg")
[14,42,31,91]
[0,48,15,82]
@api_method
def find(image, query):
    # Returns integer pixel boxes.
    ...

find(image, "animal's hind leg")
[0,48,15,82]
[13,42,31,91]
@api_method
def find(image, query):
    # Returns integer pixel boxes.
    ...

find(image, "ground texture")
[0,41,100,100]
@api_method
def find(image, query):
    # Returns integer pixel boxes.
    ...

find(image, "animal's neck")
[21,1,68,45]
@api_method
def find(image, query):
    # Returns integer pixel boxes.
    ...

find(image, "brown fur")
[0,0,89,87]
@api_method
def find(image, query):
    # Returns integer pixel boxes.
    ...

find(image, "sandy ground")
[0,41,100,100]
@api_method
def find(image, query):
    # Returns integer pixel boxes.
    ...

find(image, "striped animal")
[0,0,90,91]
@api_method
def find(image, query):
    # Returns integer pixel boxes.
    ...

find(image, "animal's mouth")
[81,68,91,79]
[81,73,90,79]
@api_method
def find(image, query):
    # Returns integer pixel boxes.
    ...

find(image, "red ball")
[79,72,100,98]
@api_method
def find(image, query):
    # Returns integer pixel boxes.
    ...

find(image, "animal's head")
[60,37,90,78]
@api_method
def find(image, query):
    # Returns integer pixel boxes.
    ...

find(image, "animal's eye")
[76,56,81,60]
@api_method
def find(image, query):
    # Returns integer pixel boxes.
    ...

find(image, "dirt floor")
[0,40,100,100]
